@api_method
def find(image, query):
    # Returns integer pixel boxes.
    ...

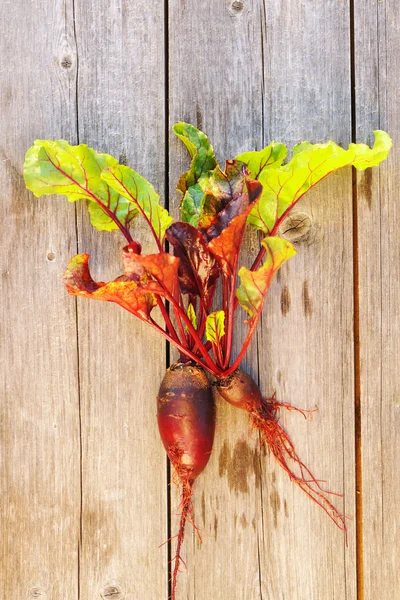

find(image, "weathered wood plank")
[169,0,356,598]
[73,1,168,598]
[354,2,400,597]
[168,2,264,597]
[256,2,356,598]
[0,1,80,597]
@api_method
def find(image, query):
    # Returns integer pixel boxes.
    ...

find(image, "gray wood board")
[4,0,400,598]
[355,1,400,598]
[258,2,356,598]
[0,0,80,597]
[168,0,356,598]
[168,0,263,596]
[74,0,168,598]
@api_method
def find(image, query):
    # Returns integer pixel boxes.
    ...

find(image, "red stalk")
[148,316,219,376]
[156,297,181,346]
[223,312,259,377]
[226,206,301,375]
[211,338,224,368]
[165,293,220,375]
[222,245,242,369]
[222,272,237,369]
[143,268,218,373]
[173,306,189,346]
[232,199,305,312]
[221,275,230,355]
[191,303,206,353]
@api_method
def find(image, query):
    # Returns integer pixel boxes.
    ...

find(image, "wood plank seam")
[165,1,173,598]
[71,0,83,597]
[350,1,364,598]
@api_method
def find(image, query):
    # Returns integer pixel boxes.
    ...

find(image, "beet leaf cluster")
[24,124,392,380]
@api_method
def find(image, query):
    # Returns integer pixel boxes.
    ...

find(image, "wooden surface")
[0,1,80,598]
[0,2,398,600]
[74,1,168,598]
[355,1,400,598]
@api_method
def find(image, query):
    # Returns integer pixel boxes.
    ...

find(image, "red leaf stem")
[171,300,219,375]
[156,297,181,346]
[147,317,217,376]
[222,313,259,377]
[173,306,189,347]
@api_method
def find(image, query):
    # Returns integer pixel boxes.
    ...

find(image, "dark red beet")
[157,361,215,599]
[216,369,262,410]
[215,369,348,541]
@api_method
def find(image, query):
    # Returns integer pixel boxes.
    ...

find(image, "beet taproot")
[157,361,215,599]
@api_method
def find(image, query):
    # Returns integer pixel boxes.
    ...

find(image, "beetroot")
[216,369,348,539]
[157,361,215,599]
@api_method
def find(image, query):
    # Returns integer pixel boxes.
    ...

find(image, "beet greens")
[24,124,392,597]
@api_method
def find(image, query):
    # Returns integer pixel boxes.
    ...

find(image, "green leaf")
[180,183,204,227]
[236,142,287,179]
[24,140,138,233]
[351,130,393,169]
[101,164,173,245]
[186,303,197,330]
[248,130,393,235]
[205,310,226,344]
[173,122,217,225]
[173,122,217,194]
[236,237,297,322]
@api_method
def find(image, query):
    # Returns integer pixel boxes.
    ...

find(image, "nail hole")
[47,252,56,262]
[231,0,244,13]
[60,56,73,69]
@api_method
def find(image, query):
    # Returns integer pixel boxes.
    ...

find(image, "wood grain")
[257,2,356,598]
[0,0,80,597]
[354,1,400,598]
[2,0,399,598]
[73,0,168,598]
[169,1,356,598]
[168,1,264,597]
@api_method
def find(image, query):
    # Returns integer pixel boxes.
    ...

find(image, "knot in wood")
[101,585,123,599]
[46,252,55,262]
[230,0,245,14]
[28,588,46,598]
[279,211,312,243]
[60,55,73,69]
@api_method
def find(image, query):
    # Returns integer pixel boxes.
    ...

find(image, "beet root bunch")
[24,124,391,598]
